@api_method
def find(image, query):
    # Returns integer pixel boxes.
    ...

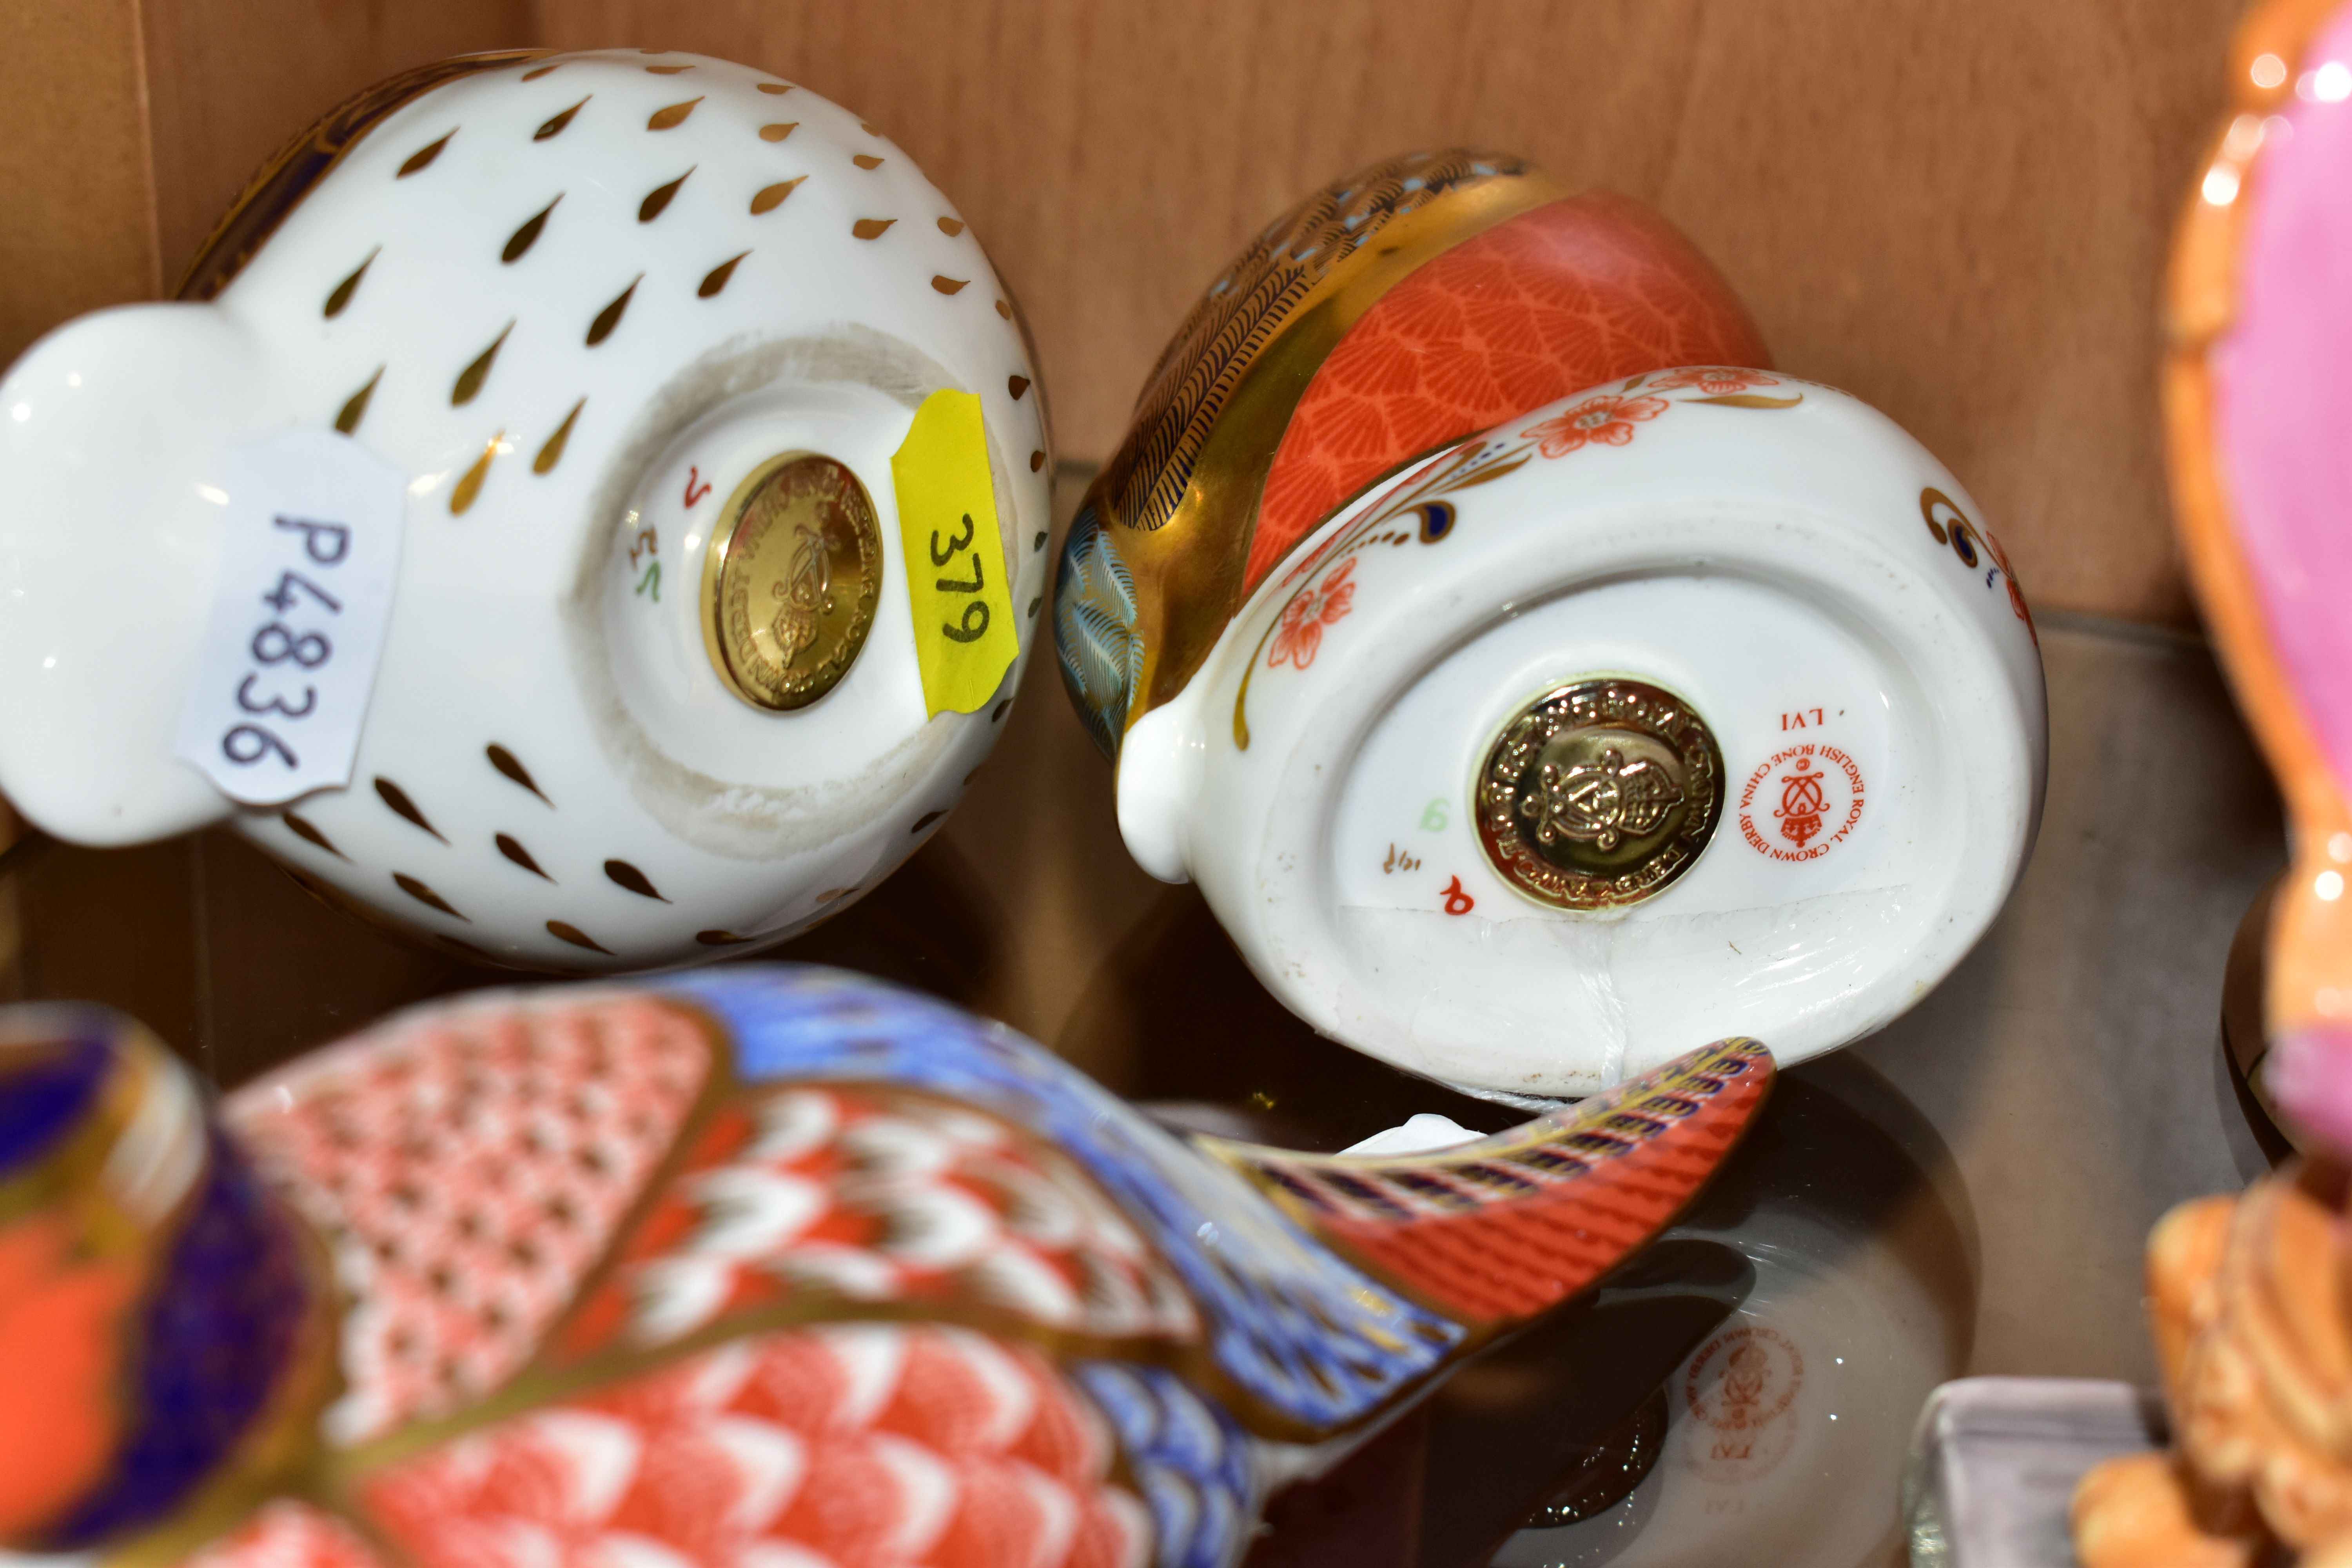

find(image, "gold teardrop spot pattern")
[852,218,895,240]
[645,64,693,74]
[911,811,945,834]
[816,886,856,903]
[937,217,965,237]
[751,178,804,214]
[486,742,548,801]
[374,780,440,841]
[647,98,702,131]
[335,367,383,435]
[534,97,588,140]
[932,276,968,295]
[1009,376,1030,400]
[995,300,1012,320]
[503,195,560,263]
[521,63,560,82]
[395,873,466,920]
[640,170,691,222]
[852,154,884,170]
[323,249,377,317]
[281,810,346,859]
[695,930,755,946]
[452,322,512,405]
[759,122,797,143]
[497,833,552,879]
[699,252,749,298]
[535,398,584,474]
[451,433,502,516]
[757,82,792,95]
[546,920,611,954]
[604,860,669,901]
[588,277,640,345]
[860,122,880,135]
[1031,450,1046,472]
[398,131,454,178]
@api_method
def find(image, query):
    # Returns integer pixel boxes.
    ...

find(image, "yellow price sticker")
[891,389,1019,717]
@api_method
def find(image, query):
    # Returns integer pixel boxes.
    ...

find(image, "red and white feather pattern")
[181,1502,388,1568]
[222,994,713,1442]
[1230,1037,1772,1325]
[361,1323,1151,1568]
[555,1084,1198,1363]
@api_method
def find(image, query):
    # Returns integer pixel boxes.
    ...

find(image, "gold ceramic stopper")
[701,454,883,711]
[1475,678,1723,911]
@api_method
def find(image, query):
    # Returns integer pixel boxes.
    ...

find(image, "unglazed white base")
[1117,377,2046,1095]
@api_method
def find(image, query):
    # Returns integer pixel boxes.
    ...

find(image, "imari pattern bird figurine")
[1052,149,2047,1102]
[0,967,1769,1568]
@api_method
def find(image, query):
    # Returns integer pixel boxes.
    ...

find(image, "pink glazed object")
[2171,0,2352,1153]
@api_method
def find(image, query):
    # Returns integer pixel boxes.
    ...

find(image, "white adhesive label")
[172,430,407,806]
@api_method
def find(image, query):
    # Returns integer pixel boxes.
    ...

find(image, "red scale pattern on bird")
[1250,1041,1771,1325]
[358,1323,1151,1568]
[221,996,711,1439]
[556,1084,1195,1363]
[1246,192,1771,592]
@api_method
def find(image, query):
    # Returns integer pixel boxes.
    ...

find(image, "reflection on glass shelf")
[1477,1059,1975,1568]
[0,468,2297,1566]
[1899,1378,2164,1568]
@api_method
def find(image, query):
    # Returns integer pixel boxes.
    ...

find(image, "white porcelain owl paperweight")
[0,50,1053,971]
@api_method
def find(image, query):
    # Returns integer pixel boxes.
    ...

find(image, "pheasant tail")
[1207,1037,1773,1327]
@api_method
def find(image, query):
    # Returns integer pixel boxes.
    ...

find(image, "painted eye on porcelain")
[1058,149,2051,1100]
[0,51,1054,971]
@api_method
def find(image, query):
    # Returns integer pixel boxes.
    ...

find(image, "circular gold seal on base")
[701,454,884,711]
[1475,678,1724,911]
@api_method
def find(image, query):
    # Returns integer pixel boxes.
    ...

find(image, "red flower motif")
[1268,558,1357,670]
[1522,394,1669,458]
[1645,367,1780,394]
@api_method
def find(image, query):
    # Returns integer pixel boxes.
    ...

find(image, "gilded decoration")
[1476,678,1726,912]
[175,51,549,303]
[1055,151,1563,757]
[0,969,1770,1566]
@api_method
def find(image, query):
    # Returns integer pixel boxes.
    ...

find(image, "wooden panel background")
[69,0,2252,625]
[0,0,158,368]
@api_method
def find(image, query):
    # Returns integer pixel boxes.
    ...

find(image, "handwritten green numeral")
[635,562,661,602]
[1420,798,1449,832]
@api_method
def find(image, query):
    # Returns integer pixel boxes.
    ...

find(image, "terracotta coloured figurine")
[0,51,1049,971]
[2072,1166,2352,1567]
[1056,152,2046,1100]
[0,965,1768,1567]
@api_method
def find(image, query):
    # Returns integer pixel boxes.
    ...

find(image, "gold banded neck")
[699,454,885,712]
[1105,162,1570,737]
